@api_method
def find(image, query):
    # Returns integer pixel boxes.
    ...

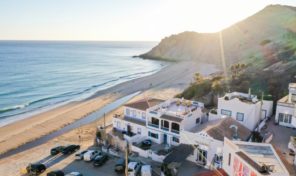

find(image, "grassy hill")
[139,5,296,69]
[139,5,296,106]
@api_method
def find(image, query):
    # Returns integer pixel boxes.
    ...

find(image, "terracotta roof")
[124,98,164,111]
[195,169,228,176]
[190,117,251,141]
[160,114,183,123]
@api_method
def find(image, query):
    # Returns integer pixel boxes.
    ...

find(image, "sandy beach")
[0,61,219,175]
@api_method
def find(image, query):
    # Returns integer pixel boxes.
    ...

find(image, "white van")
[141,165,151,176]
[83,150,101,161]
[128,162,141,176]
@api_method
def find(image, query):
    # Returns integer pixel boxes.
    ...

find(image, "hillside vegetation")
[140,5,296,106]
[140,5,296,68]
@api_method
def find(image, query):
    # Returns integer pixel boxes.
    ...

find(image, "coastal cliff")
[140,5,296,68]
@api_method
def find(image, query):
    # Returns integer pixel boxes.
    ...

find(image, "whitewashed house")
[180,117,251,169]
[145,98,206,146]
[223,138,290,176]
[112,98,164,142]
[217,91,273,130]
[275,83,296,128]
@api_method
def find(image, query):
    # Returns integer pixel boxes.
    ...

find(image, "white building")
[180,117,251,169]
[275,83,296,128]
[145,98,206,146]
[223,138,290,176]
[112,98,164,142]
[217,92,273,131]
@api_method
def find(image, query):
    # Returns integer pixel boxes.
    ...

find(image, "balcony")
[161,126,169,131]
[148,122,159,129]
[171,129,180,134]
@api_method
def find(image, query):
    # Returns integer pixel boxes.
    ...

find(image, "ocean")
[0,41,165,125]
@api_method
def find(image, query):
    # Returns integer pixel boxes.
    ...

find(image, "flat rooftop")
[153,98,203,117]
[278,95,296,105]
[223,92,259,104]
[125,98,164,111]
[234,141,288,175]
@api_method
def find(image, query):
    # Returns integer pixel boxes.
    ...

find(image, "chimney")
[248,88,251,98]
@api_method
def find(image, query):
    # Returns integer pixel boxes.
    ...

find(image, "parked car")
[65,172,83,176]
[74,150,88,160]
[141,165,152,176]
[141,139,152,147]
[26,163,46,175]
[83,150,101,161]
[47,170,65,176]
[114,158,126,173]
[50,146,65,155]
[93,153,108,166]
[62,145,80,155]
[128,162,141,176]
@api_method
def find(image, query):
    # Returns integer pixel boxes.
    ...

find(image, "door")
[163,134,167,144]
[261,109,267,119]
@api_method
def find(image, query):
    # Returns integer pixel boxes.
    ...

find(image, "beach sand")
[0,61,219,175]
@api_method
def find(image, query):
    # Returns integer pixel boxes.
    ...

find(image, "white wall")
[113,118,148,137]
[181,130,223,168]
[218,97,261,130]
[262,100,273,119]
[275,104,295,128]
[181,108,205,131]
[124,107,146,121]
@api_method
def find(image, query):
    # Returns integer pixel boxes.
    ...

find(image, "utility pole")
[125,140,129,176]
[104,113,106,129]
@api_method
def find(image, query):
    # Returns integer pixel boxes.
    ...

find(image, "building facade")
[145,98,206,146]
[223,138,290,176]
[217,92,273,130]
[275,83,296,128]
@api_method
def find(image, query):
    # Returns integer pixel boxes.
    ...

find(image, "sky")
[0,0,295,41]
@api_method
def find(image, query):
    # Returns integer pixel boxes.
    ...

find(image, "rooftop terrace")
[150,98,204,117]
[233,141,289,175]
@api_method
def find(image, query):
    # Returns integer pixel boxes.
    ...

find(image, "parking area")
[35,145,161,176]
[263,117,296,165]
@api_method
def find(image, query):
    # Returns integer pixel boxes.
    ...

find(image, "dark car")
[47,170,65,176]
[26,163,46,175]
[62,145,80,154]
[93,153,108,166]
[50,146,65,155]
[114,158,129,173]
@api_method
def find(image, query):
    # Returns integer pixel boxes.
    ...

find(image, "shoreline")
[0,62,167,128]
[0,61,219,157]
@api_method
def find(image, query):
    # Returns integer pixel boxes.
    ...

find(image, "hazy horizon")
[0,0,296,41]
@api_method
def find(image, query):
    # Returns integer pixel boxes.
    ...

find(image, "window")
[196,149,207,165]
[137,128,141,135]
[236,112,244,122]
[148,131,158,139]
[279,113,292,124]
[171,122,180,133]
[132,110,136,117]
[161,120,169,129]
[126,108,130,116]
[151,117,159,126]
[196,118,200,124]
[221,109,232,116]
[228,153,231,166]
[172,136,179,143]
[142,112,146,119]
